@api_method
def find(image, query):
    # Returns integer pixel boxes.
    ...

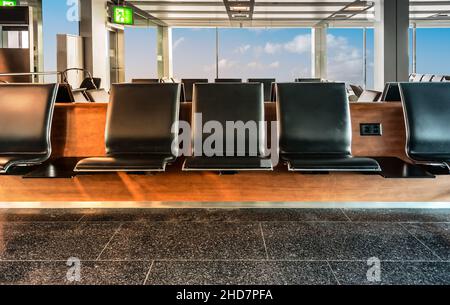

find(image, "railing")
[0,71,64,83]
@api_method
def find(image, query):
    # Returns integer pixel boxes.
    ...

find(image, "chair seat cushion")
[0,154,48,173]
[74,154,175,172]
[409,152,450,163]
[283,155,380,172]
[183,157,273,171]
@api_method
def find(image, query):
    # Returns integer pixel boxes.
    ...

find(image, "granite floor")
[0,208,448,285]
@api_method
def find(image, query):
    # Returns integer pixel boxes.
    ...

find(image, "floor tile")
[329,261,450,285]
[262,222,437,260]
[100,222,266,260]
[0,222,120,260]
[146,260,336,285]
[342,209,450,223]
[81,208,348,222]
[402,223,450,260]
[0,261,150,285]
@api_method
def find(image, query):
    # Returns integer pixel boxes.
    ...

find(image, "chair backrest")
[214,78,242,83]
[0,83,58,156]
[399,82,450,161]
[55,83,75,103]
[132,78,160,83]
[192,83,265,157]
[380,82,401,102]
[349,84,364,97]
[358,90,382,102]
[105,83,181,155]
[248,78,276,102]
[295,78,322,83]
[181,79,208,102]
[85,89,110,102]
[412,74,424,82]
[79,77,101,90]
[421,74,434,82]
[277,82,352,156]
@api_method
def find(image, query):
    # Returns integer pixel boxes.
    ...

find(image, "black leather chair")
[183,83,272,171]
[181,79,208,102]
[0,84,58,174]
[132,78,160,83]
[214,78,242,83]
[276,83,380,172]
[350,84,364,98]
[85,89,110,102]
[55,83,75,103]
[248,78,275,102]
[295,78,322,83]
[79,77,101,90]
[381,82,401,102]
[399,82,450,170]
[75,83,181,173]
[421,74,434,82]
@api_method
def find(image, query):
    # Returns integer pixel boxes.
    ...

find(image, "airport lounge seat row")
[409,73,450,83]
[133,78,323,103]
[1,82,450,175]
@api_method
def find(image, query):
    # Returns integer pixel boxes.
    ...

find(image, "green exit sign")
[112,6,134,25]
[0,0,17,6]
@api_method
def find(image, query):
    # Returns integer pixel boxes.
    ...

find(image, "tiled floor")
[0,208,448,285]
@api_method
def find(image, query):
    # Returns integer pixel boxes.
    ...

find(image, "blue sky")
[41,1,449,87]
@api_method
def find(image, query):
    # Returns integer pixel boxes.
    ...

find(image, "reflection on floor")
[0,208,448,285]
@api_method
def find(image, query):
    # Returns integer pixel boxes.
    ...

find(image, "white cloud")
[246,61,280,70]
[283,34,311,54]
[264,42,282,54]
[326,34,363,84]
[218,58,238,70]
[235,44,251,54]
[173,37,185,50]
[269,61,280,68]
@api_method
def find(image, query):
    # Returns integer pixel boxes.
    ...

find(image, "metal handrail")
[0,71,64,82]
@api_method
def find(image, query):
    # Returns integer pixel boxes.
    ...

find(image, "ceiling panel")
[126,0,450,27]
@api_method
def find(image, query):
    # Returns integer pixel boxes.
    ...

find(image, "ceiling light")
[342,1,374,12]
[231,13,249,19]
[230,6,250,12]
[428,13,450,18]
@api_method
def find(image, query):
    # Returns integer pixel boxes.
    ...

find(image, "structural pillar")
[311,25,327,80]
[374,0,409,90]
[157,25,172,79]
[80,0,109,89]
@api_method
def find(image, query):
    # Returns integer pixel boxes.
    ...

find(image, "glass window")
[218,28,312,82]
[124,27,157,82]
[172,28,216,81]
[42,0,79,81]
[327,28,364,86]
[415,28,450,75]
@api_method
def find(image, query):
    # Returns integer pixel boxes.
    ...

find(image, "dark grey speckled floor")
[0,208,448,285]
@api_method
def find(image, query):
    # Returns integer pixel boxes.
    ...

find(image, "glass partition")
[327,28,363,86]
[42,0,79,81]
[172,28,216,81]
[124,27,157,82]
[415,28,450,75]
[218,28,312,82]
